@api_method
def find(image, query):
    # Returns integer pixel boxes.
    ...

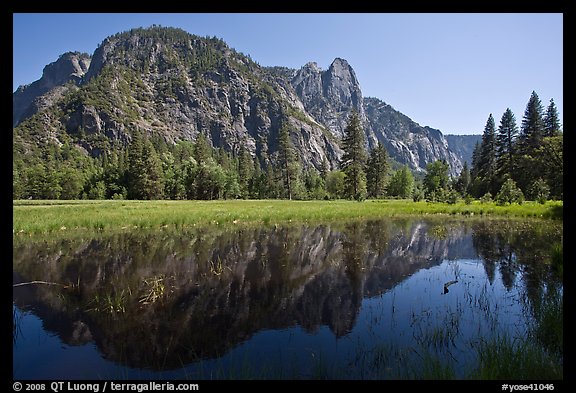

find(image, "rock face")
[445,134,482,166]
[13,26,463,174]
[291,59,368,141]
[287,61,462,175]
[363,97,463,176]
[13,51,90,127]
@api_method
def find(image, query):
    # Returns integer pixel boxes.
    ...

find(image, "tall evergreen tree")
[477,114,498,194]
[519,91,545,155]
[366,142,390,198]
[470,141,481,180]
[127,131,164,199]
[277,122,300,200]
[341,111,367,200]
[237,146,254,199]
[194,133,212,164]
[141,139,165,199]
[127,130,146,199]
[495,108,519,180]
[320,157,330,180]
[543,98,561,137]
[456,161,471,196]
[537,136,563,199]
[515,92,547,193]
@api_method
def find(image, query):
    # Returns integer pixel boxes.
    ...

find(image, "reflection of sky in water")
[13,219,560,379]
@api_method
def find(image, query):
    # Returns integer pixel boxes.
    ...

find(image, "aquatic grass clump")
[471,335,562,380]
[531,287,563,359]
[139,276,166,305]
[550,242,563,278]
[88,289,129,314]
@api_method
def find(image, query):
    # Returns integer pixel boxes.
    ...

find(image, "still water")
[13,218,562,379]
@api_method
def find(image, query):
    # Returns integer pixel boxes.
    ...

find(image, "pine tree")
[519,91,545,155]
[477,114,498,194]
[127,131,164,199]
[515,92,547,194]
[537,136,563,199]
[456,161,471,196]
[237,146,254,199]
[141,139,165,199]
[194,133,212,164]
[320,157,330,180]
[366,142,390,198]
[341,111,367,201]
[495,108,518,180]
[128,130,146,199]
[543,98,561,137]
[277,122,300,200]
[470,141,481,180]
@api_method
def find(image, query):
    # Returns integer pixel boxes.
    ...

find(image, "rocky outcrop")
[289,61,462,175]
[291,59,371,142]
[363,97,463,176]
[445,134,482,166]
[13,51,90,127]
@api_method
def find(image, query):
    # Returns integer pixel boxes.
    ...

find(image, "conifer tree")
[366,142,390,198]
[518,91,545,156]
[456,161,471,196]
[543,98,561,137]
[495,108,518,181]
[477,114,498,194]
[277,122,300,200]
[341,111,367,201]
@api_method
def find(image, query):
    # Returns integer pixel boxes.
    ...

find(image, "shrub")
[412,185,424,202]
[528,178,550,204]
[480,192,492,204]
[446,188,459,205]
[496,179,524,205]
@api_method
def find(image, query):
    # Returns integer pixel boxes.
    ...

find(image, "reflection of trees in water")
[13,219,560,370]
[471,220,562,298]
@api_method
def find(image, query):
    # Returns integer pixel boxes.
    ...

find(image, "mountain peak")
[330,57,350,67]
[13,51,91,127]
[326,57,358,85]
[42,51,91,86]
[303,61,321,72]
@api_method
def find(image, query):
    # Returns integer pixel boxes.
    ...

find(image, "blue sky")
[13,13,563,135]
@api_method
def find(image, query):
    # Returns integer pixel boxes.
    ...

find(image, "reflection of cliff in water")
[13,220,476,369]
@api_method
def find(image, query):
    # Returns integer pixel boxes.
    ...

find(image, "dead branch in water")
[13,281,69,288]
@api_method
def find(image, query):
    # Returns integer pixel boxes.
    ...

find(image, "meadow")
[13,199,563,234]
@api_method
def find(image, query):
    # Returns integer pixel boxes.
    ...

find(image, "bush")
[446,188,459,204]
[496,179,524,205]
[480,192,492,204]
[464,194,473,205]
[528,178,550,204]
[412,185,424,202]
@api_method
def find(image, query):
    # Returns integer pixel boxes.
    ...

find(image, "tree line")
[466,91,562,203]
[12,92,561,203]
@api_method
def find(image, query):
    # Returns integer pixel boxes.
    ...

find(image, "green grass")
[471,335,562,379]
[13,199,563,234]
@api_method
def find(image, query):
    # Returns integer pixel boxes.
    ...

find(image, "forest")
[12,91,562,204]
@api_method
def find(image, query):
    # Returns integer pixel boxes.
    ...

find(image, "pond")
[13,218,563,379]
